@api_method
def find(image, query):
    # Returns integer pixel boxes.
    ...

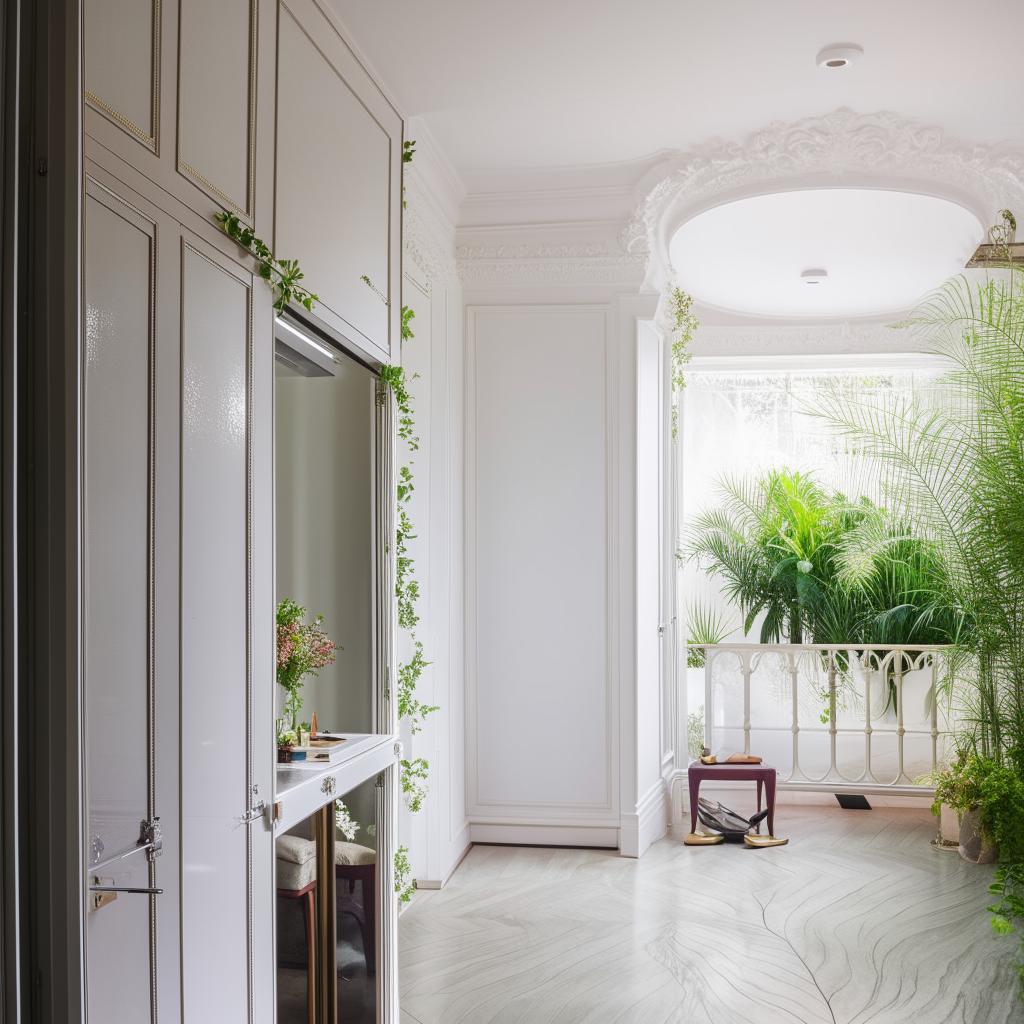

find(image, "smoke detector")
[816,44,863,70]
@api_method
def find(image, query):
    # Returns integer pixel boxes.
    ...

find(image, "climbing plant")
[668,286,700,438]
[214,211,318,313]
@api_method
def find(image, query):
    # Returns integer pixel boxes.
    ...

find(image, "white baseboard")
[413,821,472,890]
[619,781,669,859]
[469,822,619,848]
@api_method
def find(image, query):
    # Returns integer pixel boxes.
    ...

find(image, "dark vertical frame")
[2,0,84,1020]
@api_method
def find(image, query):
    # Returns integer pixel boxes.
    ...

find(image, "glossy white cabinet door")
[180,233,274,1022]
[83,179,161,1024]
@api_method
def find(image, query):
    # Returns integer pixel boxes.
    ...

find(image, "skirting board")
[620,781,669,859]
[469,822,619,848]
[414,823,472,889]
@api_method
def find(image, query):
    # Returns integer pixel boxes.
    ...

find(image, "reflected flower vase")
[277,744,294,764]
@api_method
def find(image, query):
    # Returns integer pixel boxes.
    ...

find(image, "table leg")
[688,773,700,835]
[304,889,316,1024]
[766,774,776,838]
[756,780,763,834]
[315,803,337,1024]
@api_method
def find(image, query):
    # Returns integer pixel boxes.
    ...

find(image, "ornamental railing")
[689,643,959,795]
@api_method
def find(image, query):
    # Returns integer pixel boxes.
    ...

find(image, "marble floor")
[398,806,1022,1024]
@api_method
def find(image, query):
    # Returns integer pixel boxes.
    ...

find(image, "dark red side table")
[687,762,777,836]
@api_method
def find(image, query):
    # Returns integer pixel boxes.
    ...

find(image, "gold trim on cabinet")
[175,0,259,221]
[84,0,162,154]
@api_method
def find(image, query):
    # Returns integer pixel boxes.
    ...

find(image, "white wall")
[466,305,621,846]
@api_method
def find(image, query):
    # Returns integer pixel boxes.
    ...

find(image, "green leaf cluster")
[394,845,415,903]
[400,757,430,813]
[214,211,317,313]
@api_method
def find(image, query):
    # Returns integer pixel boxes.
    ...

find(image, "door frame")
[2,0,86,1019]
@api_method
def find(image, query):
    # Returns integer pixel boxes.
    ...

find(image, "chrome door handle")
[89,884,163,895]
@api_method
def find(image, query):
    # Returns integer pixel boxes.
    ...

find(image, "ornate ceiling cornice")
[403,181,459,288]
[624,108,1024,306]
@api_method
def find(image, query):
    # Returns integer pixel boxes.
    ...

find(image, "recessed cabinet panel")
[180,242,253,1020]
[276,3,391,357]
[83,185,156,1024]
[178,0,256,216]
[85,0,159,149]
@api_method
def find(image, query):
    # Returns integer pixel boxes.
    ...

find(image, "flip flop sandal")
[743,834,789,848]
[683,832,725,846]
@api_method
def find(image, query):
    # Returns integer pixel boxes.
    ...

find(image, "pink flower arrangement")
[276,598,339,728]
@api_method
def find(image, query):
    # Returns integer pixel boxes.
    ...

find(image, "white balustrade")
[689,644,959,794]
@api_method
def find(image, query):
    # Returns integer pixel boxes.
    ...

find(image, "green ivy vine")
[669,286,700,438]
[394,845,415,903]
[214,211,318,313]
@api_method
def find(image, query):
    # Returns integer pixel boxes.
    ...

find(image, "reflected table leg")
[315,803,337,1024]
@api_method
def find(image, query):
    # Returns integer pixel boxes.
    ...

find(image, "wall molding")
[404,179,459,288]
[465,305,621,830]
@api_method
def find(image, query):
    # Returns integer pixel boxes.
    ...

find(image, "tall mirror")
[274,315,380,1024]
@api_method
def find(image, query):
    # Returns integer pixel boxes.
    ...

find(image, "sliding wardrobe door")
[82,177,180,1021]
[180,229,274,1022]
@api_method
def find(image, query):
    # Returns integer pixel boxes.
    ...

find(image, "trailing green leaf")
[394,846,415,903]
[400,757,430,812]
[214,211,318,313]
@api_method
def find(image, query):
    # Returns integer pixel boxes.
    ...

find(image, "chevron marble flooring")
[398,806,1022,1024]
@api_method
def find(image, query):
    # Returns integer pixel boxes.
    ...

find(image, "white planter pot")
[939,803,960,845]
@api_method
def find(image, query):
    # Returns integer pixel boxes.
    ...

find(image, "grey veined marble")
[398,806,1022,1023]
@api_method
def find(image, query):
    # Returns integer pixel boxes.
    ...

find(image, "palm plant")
[684,468,856,644]
[810,266,1024,991]
[811,269,1024,764]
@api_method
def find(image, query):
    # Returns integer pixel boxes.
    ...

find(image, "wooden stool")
[687,762,777,836]
[276,880,316,1024]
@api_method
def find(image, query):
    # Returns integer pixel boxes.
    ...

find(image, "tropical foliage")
[812,265,1024,995]
[684,468,966,652]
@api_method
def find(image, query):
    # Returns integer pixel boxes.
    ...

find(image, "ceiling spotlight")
[801,268,828,285]
[816,44,863,70]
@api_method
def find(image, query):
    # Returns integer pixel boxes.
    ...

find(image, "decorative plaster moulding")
[623,108,1024,324]
[455,229,644,288]
[404,180,460,288]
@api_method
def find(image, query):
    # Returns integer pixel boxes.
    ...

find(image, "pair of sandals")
[684,797,789,848]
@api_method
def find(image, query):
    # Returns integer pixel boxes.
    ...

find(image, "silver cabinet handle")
[89,885,163,895]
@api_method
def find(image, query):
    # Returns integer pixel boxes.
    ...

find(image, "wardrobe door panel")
[177,0,257,218]
[180,238,263,1022]
[83,179,158,1024]
[84,0,161,151]
[276,0,401,362]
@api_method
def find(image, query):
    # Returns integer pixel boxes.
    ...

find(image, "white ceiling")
[330,0,1024,193]
[669,189,983,318]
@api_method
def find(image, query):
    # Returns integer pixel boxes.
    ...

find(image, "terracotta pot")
[958,807,997,864]
[277,745,294,764]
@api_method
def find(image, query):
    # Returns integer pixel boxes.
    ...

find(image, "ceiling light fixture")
[801,268,828,285]
[816,43,863,70]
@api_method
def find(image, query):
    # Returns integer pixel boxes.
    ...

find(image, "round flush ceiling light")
[668,189,983,319]
[816,43,863,70]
